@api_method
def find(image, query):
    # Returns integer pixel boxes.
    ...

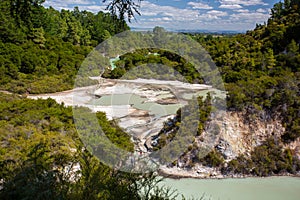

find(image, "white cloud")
[220,0,268,6]
[142,11,159,16]
[187,2,213,9]
[256,8,267,13]
[148,17,173,22]
[236,9,250,13]
[78,5,107,13]
[66,0,94,4]
[132,0,271,31]
[44,0,106,12]
[219,4,243,9]
[230,11,270,22]
[206,10,228,17]
[139,1,200,21]
[44,0,95,7]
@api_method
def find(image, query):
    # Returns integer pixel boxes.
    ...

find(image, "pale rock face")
[176,111,300,170]
[215,139,234,159]
[214,112,285,160]
[163,111,294,178]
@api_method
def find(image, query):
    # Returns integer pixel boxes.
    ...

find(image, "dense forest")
[0,0,128,94]
[0,0,300,199]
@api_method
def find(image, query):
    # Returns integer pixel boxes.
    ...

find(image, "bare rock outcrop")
[215,112,285,160]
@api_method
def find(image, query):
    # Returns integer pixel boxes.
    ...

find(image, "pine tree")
[287,39,299,55]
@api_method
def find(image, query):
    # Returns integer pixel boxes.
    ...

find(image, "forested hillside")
[0,0,128,94]
[0,94,176,199]
[154,0,300,176]
[198,0,300,142]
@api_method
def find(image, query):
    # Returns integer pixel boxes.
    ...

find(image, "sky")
[44,0,280,32]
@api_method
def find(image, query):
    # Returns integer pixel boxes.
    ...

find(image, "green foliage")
[153,95,212,166]
[222,139,300,176]
[190,1,300,142]
[107,48,204,84]
[199,150,224,168]
[0,93,174,199]
[171,1,300,172]
[0,0,129,94]
[96,112,134,152]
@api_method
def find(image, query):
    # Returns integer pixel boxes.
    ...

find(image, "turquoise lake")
[160,176,300,200]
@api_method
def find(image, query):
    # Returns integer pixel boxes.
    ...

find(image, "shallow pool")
[90,93,182,117]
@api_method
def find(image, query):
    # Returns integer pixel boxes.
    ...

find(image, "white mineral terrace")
[28,78,225,153]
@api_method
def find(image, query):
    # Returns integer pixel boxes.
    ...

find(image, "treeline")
[0,0,129,94]
[106,48,203,83]
[0,93,175,199]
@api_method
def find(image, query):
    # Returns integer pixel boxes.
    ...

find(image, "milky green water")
[110,57,120,70]
[90,94,182,117]
[160,176,300,200]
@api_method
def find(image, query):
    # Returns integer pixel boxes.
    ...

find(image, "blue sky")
[44,0,280,32]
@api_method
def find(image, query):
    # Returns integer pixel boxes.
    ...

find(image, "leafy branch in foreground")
[103,0,143,21]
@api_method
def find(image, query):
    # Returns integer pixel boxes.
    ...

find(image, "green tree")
[101,29,112,41]
[287,39,299,55]
[0,0,26,43]
[30,27,46,47]
[264,48,276,69]
[10,0,45,29]
[271,1,284,19]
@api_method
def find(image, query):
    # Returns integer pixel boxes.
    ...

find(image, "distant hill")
[131,27,241,34]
